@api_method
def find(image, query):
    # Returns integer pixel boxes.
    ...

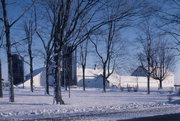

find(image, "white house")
[77,67,175,88]
[18,67,54,87]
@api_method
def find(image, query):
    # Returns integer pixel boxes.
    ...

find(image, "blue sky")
[0,0,180,84]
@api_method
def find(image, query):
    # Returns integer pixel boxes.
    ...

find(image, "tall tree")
[24,19,35,92]
[90,0,143,92]
[79,39,89,91]
[1,0,14,102]
[137,21,156,94]
[158,0,180,54]
[42,0,146,103]
[91,21,120,92]
[36,30,54,95]
[157,0,179,88]
[0,0,34,102]
[152,39,175,89]
[44,0,100,104]
[34,1,56,95]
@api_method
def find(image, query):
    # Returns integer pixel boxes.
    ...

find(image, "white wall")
[18,69,54,87]
[110,75,174,88]
[77,68,175,88]
[19,67,175,88]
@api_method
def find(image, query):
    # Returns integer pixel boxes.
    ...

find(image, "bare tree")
[0,0,34,102]
[79,39,89,91]
[1,0,15,102]
[42,0,147,104]
[137,21,157,94]
[31,1,56,95]
[24,19,35,92]
[158,0,180,54]
[151,39,175,89]
[90,0,142,92]
[43,0,100,104]
[91,21,120,92]
[44,0,100,104]
[36,30,54,95]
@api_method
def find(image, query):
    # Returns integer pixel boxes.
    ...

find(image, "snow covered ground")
[0,87,180,121]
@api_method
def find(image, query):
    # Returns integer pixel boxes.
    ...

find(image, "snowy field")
[0,87,180,121]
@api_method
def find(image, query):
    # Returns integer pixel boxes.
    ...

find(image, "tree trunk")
[82,65,85,91]
[54,51,64,104]
[147,63,150,94]
[65,73,68,91]
[0,60,3,98]
[7,44,14,102]
[45,56,50,95]
[147,74,150,94]
[7,31,14,102]
[103,64,106,92]
[64,71,68,91]
[63,56,68,91]
[29,48,33,92]
[159,79,163,89]
[1,0,14,102]
[68,86,70,98]
[147,56,150,94]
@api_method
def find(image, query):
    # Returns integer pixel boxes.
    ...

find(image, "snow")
[0,87,180,120]
[3,67,177,120]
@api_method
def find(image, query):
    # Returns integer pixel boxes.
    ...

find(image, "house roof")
[25,67,45,80]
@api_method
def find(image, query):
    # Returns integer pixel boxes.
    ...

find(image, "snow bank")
[0,87,180,120]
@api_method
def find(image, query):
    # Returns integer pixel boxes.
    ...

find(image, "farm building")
[18,67,175,89]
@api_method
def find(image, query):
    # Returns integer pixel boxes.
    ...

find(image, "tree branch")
[10,0,35,27]
[0,18,3,21]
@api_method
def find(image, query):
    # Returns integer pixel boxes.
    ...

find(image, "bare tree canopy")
[43,0,101,104]
[158,0,180,54]
[90,0,142,92]
[137,18,176,92]
[137,20,157,94]
[152,39,175,89]
[0,0,34,102]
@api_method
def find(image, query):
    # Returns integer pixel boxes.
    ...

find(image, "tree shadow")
[0,102,50,106]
